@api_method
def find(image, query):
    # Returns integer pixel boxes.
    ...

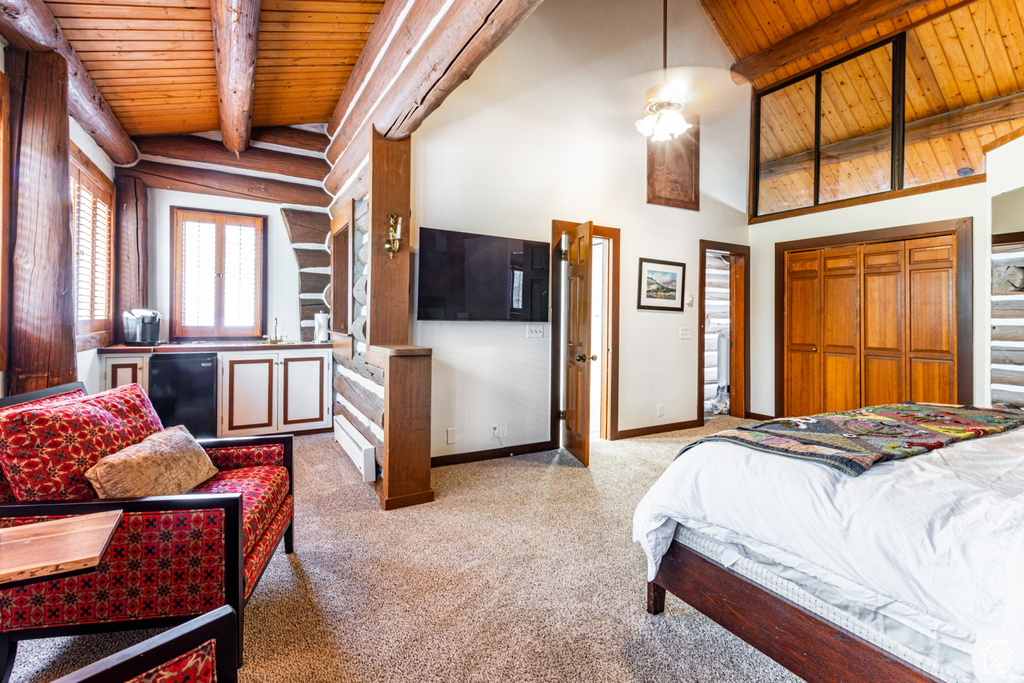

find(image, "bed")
[633,406,1024,683]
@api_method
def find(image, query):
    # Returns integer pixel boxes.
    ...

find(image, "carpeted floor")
[11,418,801,682]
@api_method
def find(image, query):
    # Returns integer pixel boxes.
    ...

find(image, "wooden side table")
[0,510,122,589]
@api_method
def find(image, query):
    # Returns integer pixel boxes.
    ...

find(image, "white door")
[105,356,149,392]
[279,351,330,429]
[220,352,276,436]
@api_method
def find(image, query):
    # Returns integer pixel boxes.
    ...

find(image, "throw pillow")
[0,383,163,501]
[86,426,218,499]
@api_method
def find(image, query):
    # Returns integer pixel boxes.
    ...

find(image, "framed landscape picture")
[637,258,685,311]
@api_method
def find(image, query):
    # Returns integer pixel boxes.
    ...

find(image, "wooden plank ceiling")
[46,0,383,136]
[700,0,1024,214]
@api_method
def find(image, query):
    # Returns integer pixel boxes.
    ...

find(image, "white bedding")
[632,426,1024,682]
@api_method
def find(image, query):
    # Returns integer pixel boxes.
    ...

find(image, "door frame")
[774,217,974,417]
[697,240,750,426]
[550,220,622,444]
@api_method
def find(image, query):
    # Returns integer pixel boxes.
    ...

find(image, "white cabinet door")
[104,356,149,392]
[279,350,331,430]
[219,353,276,436]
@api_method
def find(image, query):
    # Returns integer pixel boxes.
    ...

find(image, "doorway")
[697,240,750,425]
[549,220,621,466]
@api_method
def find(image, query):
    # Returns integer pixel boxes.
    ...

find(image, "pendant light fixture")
[636,0,691,141]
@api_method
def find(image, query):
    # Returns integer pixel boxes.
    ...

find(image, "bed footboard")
[648,540,937,682]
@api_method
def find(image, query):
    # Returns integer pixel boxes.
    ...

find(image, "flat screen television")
[417,227,550,322]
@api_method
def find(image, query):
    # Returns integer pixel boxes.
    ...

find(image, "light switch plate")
[527,325,544,338]
[446,428,457,444]
[679,327,692,340]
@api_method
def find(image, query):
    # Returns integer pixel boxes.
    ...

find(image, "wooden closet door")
[906,235,957,403]
[821,246,860,412]
[784,251,822,417]
[861,242,905,406]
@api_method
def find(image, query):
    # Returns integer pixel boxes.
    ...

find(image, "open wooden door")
[564,221,593,465]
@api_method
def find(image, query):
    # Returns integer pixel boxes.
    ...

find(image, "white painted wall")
[993,187,1024,237]
[147,190,301,343]
[747,183,992,414]
[412,0,751,455]
[71,118,115,395]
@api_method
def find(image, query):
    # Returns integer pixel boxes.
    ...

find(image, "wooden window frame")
[170,206,268,342]
[70,143,115,352]
[749,32,988,223]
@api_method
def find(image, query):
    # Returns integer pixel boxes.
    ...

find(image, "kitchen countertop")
[98,342,332,354]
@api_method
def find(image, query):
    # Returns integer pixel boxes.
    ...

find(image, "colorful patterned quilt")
[679,403,1024,476]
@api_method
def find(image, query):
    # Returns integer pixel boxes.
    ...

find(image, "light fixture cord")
[662,0,668,76]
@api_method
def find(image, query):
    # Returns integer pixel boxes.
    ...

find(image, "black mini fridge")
[147,353,218,438]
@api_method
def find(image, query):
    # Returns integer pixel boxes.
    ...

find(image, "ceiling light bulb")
[635,115,657,137]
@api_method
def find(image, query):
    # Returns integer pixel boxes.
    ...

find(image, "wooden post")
[6,49,76,394]
[367,344,433,510]
[210,0,262,153]
[367,128,411,346]
[113,176,149,344]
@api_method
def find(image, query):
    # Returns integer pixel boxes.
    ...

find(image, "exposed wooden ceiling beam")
[135,135,330,181]
[732,0,978,84]
[251,126,330,154]
[0,0,138,164]
[760,90,1024,180]
[117,160,332,207]
[324,0,543,196]
[211,0,261,153]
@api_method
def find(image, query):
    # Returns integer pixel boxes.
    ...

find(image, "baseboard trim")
[291,427,334,437]
[431,440,558,467]
[612,419,701,440]
[745,412,774,421]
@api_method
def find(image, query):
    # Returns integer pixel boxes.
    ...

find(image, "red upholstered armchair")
[52,605,238,683]
[0,382,294,683]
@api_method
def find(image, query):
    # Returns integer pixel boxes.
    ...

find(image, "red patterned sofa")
[0,382,294,682]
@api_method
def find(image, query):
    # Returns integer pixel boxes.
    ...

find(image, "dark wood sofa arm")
[52,605,239,683]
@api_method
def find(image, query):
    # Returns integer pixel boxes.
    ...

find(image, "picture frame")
[637,258,685,311]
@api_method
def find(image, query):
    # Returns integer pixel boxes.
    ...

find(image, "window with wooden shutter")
[171,207,266,340]
[70,144,115,350]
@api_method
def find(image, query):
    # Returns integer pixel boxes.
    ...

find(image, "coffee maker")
[122,309,162,345]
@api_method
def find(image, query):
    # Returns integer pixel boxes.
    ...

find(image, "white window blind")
[70,152,114,340]
[172,209,265,339]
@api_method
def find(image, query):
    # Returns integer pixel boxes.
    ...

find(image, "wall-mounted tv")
[417,227,550,322]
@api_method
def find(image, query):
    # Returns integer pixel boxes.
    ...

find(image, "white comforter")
[633,427,1024,682]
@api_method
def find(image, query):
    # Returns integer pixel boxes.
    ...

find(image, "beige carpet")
[12,418,800,682]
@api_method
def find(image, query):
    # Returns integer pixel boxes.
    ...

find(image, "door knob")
[574,354,586,362]
[590,355,597,361]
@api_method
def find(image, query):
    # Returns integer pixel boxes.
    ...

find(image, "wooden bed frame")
[646,540,940,682]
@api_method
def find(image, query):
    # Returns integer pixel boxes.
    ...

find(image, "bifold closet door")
[784,251,822,417]
[821,246,861,412]
[906,235,957,404]
[860,241,906,406]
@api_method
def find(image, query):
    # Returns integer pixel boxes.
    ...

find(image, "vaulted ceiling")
[44,0,383,137]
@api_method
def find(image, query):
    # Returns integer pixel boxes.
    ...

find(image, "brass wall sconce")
[384,214,404,259]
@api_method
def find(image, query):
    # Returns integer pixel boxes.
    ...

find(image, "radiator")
[333,415,376,483]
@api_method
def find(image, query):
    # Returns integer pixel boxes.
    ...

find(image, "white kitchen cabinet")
[218,349,331,436]
[103,355,149,392]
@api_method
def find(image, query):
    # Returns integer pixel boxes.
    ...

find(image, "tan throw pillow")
[85,426,219,499]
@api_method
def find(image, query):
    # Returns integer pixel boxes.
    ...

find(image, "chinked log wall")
[117,127,333,341]
[991,239,1024,407]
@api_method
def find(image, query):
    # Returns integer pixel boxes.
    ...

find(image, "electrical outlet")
[446,428,457,445]
[491,424,499,438]
[679,327,692,340]
[656,403,664,417]
[500,422,509,437]
[527,325,544,338]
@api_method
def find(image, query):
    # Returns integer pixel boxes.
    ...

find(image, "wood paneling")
[113,175,149,344]
[7,50,78,394]
[0,72,9,373]
[117,160,331,207]
[647,117,700,210]
[366,128,410,346]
